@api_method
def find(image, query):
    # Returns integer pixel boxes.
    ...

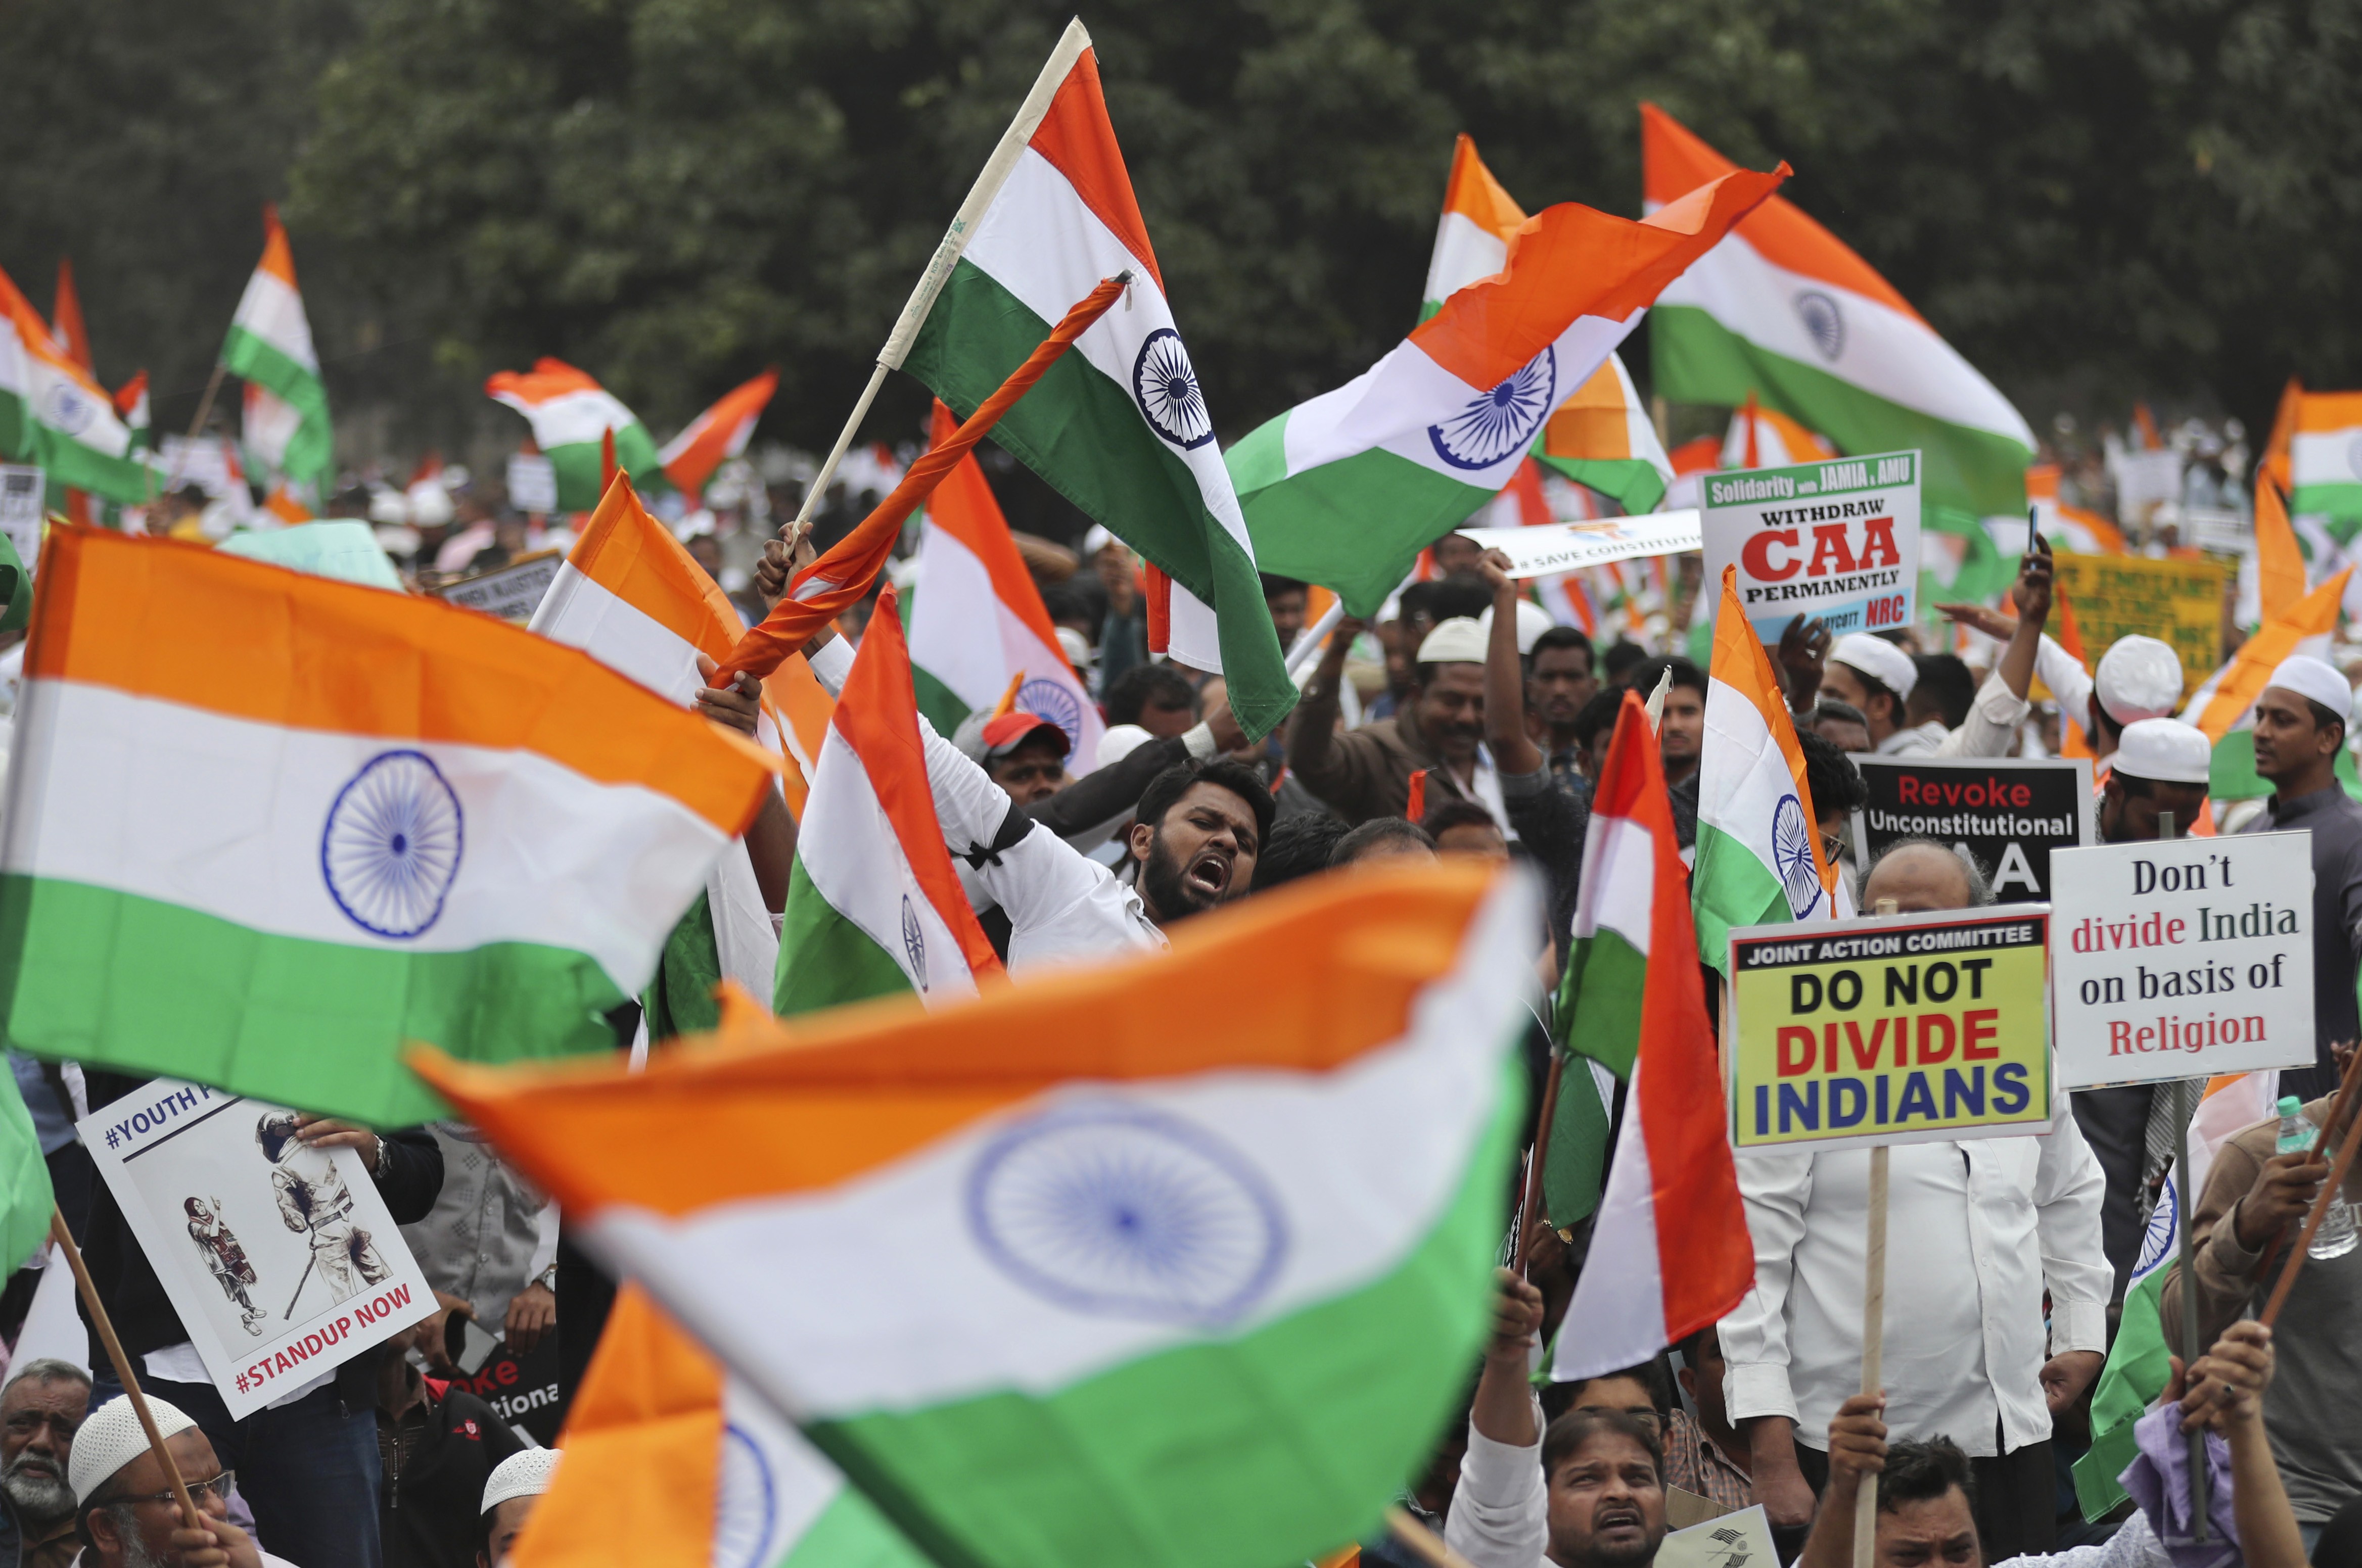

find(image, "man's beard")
[3,1456,72,1525]
[1139,832,1222,923]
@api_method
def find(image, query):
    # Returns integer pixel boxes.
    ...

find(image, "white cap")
[70,1396,197,1501]
[2113,719,2211,786]
[1054,625,1094,670]
[2095,636,2184,724]
[483,1447,563,1514]
[1476,600,1554,656]
[1831,633,1917,699]
[1081,525,1117,558]
[1096,723,1155,769]
[1415,616,1489,666]
[2264,655,2352,721]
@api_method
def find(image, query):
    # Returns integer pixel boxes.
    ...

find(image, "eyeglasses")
[105,1470,235,1510]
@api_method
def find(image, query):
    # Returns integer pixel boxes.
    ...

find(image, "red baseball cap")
[975,710,1071,763]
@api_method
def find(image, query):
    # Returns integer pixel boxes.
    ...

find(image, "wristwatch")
[372,1137,392,1180]
[533,1265,559,1293]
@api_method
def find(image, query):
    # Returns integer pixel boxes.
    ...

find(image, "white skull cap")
[482,1446,563,1514]
[2264,654,2351,722]
[1415,616,1489,666]
[1830,633,1917,700]
[2094,636,2184,724]
[2112,719,2211,786]
[69,1395,197,1502]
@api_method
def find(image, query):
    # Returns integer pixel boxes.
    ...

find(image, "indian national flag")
[1,280,153,505]
[1553,694,1752,1378]
[2182,567,2350,800]
[0,268,30,461]
[512,1285,925,1568]
[776,585,1001,1017]
[1420,135,1673,515]
[221,207,333,487]
[2072,1071,2279,1519]
[1231,162,1782,617]
[486,359,664,513]
[2289,391,2362,540]
[418,860,1533,1568]
[2030,462,2127,556]
[909,401,1101,769]
[1643,104,2034,520]
[659,369,776,502]
[114,372,150,454]
[900,28,1291,738]
[1693,563,1840,970]
[0,1069,52,1275]
[1721,398,1834,468]
[0,528,776,1126]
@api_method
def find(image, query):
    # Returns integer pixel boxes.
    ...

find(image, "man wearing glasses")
[68,1396,295,1568]
[0,1359,87,1567]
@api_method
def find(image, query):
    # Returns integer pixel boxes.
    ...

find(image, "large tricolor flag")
[1643,105,2034,520]
[1693,565,1840,970]
[513,1285,926,1568]
[898,25,1293,738]
[419,860,1533,1568]
[1229,163,1783,617]
[222,207,333,487]
[1,278,153,504]
[909,401,1101,767]
[659,369,776,502]
[0,529,776,1127]
[1419,135,1673,515]
[776,586,1002,1017]
[2071,1071,2279,1518]
[1551,694,1753,1376]
[2289,390,2362,540]
[486,359,664,512]
[2182,567,2351,799]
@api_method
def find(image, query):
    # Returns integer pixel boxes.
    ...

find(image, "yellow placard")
[1728,909,2052,1153]
[2052,554,2227,695]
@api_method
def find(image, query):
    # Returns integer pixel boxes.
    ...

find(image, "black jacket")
[79,1071,444,1414]
[380,1381,526,1568]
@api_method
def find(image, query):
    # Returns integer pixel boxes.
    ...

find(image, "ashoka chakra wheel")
[966,1102,1287,1325]
[320,749,464,938]
[1772,793,1823,919]
[1427,347,1556,471]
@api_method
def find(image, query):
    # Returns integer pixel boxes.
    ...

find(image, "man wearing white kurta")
[1721,839,2111,1565]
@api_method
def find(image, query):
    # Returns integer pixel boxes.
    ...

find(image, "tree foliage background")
[7,0,2362,478]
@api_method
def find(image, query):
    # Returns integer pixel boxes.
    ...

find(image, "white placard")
[435,549,565,623]
[1701,449,1921,643]
[1656,1504,1777,1568]
[0,466,44,578]
[506,454,559,515]
[2049,831,2317,1088]
[80,1080,436,1418]
[1455,508,1701,579]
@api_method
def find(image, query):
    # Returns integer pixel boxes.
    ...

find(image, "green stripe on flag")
[0,391,27,465]
[0,876,622,1126]
[804,1055,1521,1568]
[1546,925,1649,1226]
[905,261,1293,740]
[221,327,335,485]
[1692,820,1791,976]
[640,891,722,1043]
[1650,305,2030,519]
[773,861,915,1017]
[546,427,664,514]
[784,1488,931,1568]
[1534,450,1668,516]
[0,1066,53,1274]
[2292,481,2362,530]
[911,662,972,742]
[33,427,154,507]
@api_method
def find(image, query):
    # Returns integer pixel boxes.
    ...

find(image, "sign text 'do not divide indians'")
[2048,831,2317,1089]
[1702,449,1921,644]
[1726,906,2053,1156]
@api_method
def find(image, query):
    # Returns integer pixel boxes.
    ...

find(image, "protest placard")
[0,467,43,577]
[1456,509,1700,578]
[436,548,564,623]
[1657,1505,1776,1568]
[1727,906,2053,1155]
[80,1079,436,1419]
[450,1332,564,1445]
[1701,449,1920,643]
[506,453,559,516]
[1850,755,2093,902]
[2051,553,2228,694]
[2049,830,2316,1088]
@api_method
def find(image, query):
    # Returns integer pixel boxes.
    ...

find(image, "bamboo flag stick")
[48,1208,203,1528]
[1512,1051,1567,1274]
[784,18,1094,543]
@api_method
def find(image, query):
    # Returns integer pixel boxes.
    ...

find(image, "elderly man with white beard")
[0,1359,87,1568]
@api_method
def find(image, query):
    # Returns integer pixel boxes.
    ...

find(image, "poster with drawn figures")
[79,1079,434,1419]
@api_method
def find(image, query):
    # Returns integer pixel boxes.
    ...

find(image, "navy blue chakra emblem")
[1016,677,1085,750]
[2134,1175,2178,1276]
[900,894,929,990]
[713,1424,778,1568]
[320,749,464,938]
[966,1102,1287,1325]
[1428,347,1556,471]
[1131,328,1216,450]
[1771,793,1822,919]
[1795,291,1844,361]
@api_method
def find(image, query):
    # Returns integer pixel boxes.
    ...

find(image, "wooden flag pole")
[1385,1504,1481,1568]
[159,362,228,498]
[2259,1044,2362,1326]
[782,18,1094,543]
[2154,812,2207,1542]
[47,1208,203,1528]
[1512,1050,1567,1274]
[1854,898,1899,1568]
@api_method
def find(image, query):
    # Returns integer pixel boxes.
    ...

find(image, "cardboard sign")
[2051,554,2228,695]
[449,1332,564,1446]
[1851,755,2093,902]
[1702,450,1920,643]
[2049,831,2317,1088]
[505,454,559,516]
[1456,509,1701,578]
[1656,1505,1776,1568]
[80,1080,437,1419]
[1728,906,2053,1155]
[0,467,43,579]
[436,550,564,624]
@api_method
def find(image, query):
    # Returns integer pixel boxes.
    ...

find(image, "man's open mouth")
[1184,850,1232,898]
[1594,1505,1643,1536]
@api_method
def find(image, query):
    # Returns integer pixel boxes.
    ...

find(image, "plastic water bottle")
[2273,1096,2358,1261]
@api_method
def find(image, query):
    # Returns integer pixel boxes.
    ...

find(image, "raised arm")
[1479,550,1541,775]
[1283,614,1365,790]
